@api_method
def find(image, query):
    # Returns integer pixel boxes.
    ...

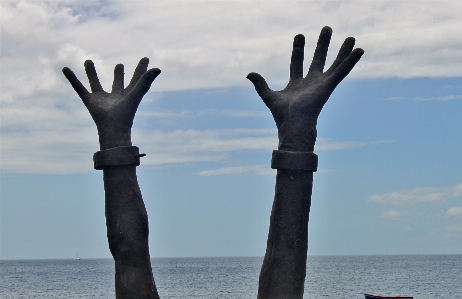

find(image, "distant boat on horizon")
[74,253,81,260]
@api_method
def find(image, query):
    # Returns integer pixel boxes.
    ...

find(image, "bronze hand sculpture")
[247,26,364,299]
[61,26,363,299]
[63,58,161,299]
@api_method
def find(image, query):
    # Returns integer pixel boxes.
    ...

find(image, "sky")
[1,0,462,260]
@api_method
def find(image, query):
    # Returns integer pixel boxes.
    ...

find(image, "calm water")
[1,255,461,298]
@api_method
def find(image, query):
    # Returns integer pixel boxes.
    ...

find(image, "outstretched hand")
[63,58,161,150]
[247,26,363,152]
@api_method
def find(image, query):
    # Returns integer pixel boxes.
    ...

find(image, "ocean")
[1,255,461,298]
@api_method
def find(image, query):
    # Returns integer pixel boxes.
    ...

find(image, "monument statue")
[61,26,362,299]
[62,58,161,299]
[247,26,364,299]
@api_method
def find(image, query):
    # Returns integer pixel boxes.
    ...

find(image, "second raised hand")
[247,26,364,152]
[248,27,364,299]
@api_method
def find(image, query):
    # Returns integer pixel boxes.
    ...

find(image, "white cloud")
[197,165,275,176]
[1,127,278,174]
[1,0,460,174]
[403,226,413,231]
[384,95,462,101]
[314,139,391,150]
[384,96,406,101]
[315,138,365,151]
[369,183,462,205]
[380,210,404,220]
[137,109,269,119]
[414,95,462,101]
[0,100,98,174]
[445,207,462,218]
[2,0,462,99]
[219,110,268,118]
[137,110,193,119]
[317,169,343,174]
[1,106,380,174]
[197,165,339,176]
[445,223,462,233]
[0,125,97,174]
[133,128,277,166]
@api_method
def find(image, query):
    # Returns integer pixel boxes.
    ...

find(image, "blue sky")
[1,1,462,259]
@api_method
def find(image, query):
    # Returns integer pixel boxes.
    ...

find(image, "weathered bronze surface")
[247,26,364,299]
[63,59,161,299]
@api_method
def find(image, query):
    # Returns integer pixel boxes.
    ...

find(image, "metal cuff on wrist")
[93,146,146,170]
[271,150,318,172]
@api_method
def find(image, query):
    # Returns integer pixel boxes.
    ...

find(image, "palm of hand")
[63,58,161,149]
[247,27,364,152]
[80,90,136,132]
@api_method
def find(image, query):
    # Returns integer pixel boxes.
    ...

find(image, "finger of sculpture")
[308,26,333,74]
[324,37,356,76]
[290,34,305,80]
[112,64,125,93]
[328,48,364,87]
[246,72,274,108]
[62,67,90,100]
[127,68,161,109]
[126,57,149,91]
[84,60,104,93]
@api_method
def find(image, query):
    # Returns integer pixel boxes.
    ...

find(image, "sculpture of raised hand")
[247,27,363,299]
[63,59,161,299]
[63,58,161,150]
[248,26,363,153]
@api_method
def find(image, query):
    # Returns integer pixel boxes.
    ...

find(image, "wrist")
[278,143,315,152]
[277,125,317,152]
[97,129,132,150]
[277,138,316,152]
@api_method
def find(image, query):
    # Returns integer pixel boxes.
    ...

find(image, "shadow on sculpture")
[62,26,362,299]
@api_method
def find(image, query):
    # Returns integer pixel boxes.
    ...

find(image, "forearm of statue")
[63,58,161,299]
[247,27,364,299]
[103,165,156,299]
